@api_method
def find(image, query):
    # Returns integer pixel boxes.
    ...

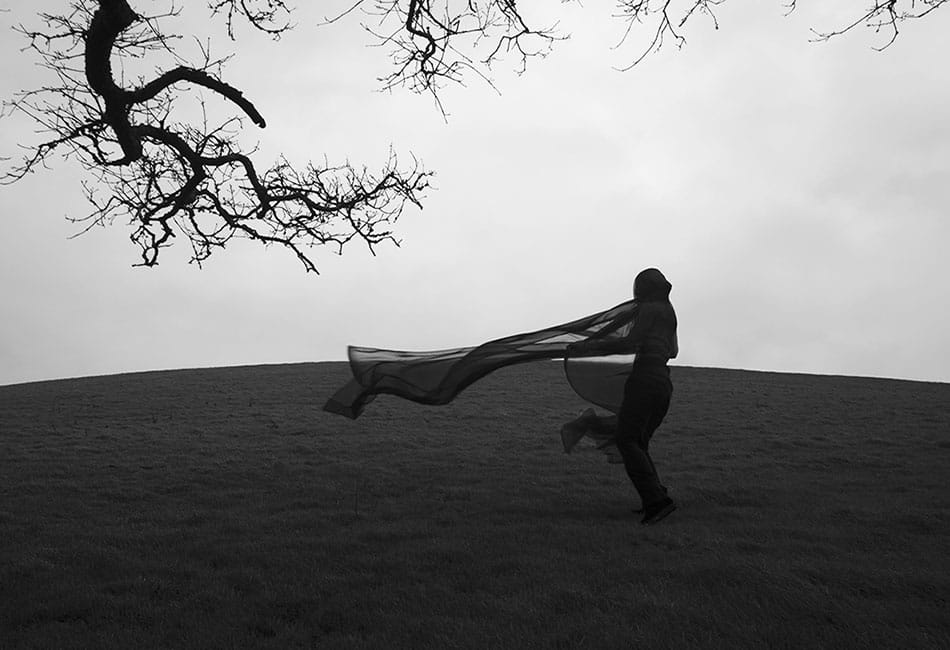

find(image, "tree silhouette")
[3,1,945,271]
[3,0,429,272]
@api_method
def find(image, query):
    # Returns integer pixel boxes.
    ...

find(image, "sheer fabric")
[324,300,641,420]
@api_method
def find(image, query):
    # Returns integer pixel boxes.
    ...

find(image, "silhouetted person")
[566,268,678,524]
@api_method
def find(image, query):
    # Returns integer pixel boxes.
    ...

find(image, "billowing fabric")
[561,356,632,414]
[324,300,641,419]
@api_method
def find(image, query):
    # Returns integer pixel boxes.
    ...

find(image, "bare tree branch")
[606,1,947,68]
[807,0,949,50]
[359,1,567,100]
[207,0,294,38]
[128,67,266,127]
[2,0,946,272]
[3,0,429,272]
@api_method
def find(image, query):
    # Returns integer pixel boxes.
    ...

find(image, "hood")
[633,268,672,302]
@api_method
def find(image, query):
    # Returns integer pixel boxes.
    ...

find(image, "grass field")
[1,362,948,649]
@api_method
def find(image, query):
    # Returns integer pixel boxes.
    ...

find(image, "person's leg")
[639,387,672,494]
[560,408,596,452]
[636,379,676,524]
[586,413,617,442]
[561,409,621,448]
[586,414,624,463]
[616,386,667,508]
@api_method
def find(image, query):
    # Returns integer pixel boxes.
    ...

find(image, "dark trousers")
[616,365,672,507]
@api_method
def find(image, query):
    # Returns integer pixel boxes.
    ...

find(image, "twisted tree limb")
[5,0,429,272]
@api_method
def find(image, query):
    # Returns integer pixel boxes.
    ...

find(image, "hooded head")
[633,268,672,302]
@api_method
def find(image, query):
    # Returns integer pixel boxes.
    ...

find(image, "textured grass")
[1,362,948,649]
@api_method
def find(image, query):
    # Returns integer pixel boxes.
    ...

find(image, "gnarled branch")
[3,0,429,272]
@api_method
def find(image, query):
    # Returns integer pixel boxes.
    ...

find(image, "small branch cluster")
[807,0,947,50]
[610,0,947,67]
[208,0,294,38]
[612,1,729,70]
[332,1,566,103]
[2,0,429,272]
[77,123,428,272]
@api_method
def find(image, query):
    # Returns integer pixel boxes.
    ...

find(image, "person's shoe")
[560,408,596,452]
[640,497,676,525]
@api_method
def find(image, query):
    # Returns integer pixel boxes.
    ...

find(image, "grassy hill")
[1,362,948,648]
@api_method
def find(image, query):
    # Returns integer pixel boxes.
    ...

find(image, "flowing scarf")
[323,300,640,426]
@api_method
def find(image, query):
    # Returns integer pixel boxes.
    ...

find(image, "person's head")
[633,268,672,302]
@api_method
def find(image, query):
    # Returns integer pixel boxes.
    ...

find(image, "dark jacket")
[628,268,678,362]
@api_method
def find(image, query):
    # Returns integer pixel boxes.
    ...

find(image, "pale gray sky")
[2,2,949,385]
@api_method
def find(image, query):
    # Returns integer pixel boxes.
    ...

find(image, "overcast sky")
[2,1,948,386]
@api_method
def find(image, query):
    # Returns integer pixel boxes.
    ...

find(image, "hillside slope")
[1,363,948,648]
